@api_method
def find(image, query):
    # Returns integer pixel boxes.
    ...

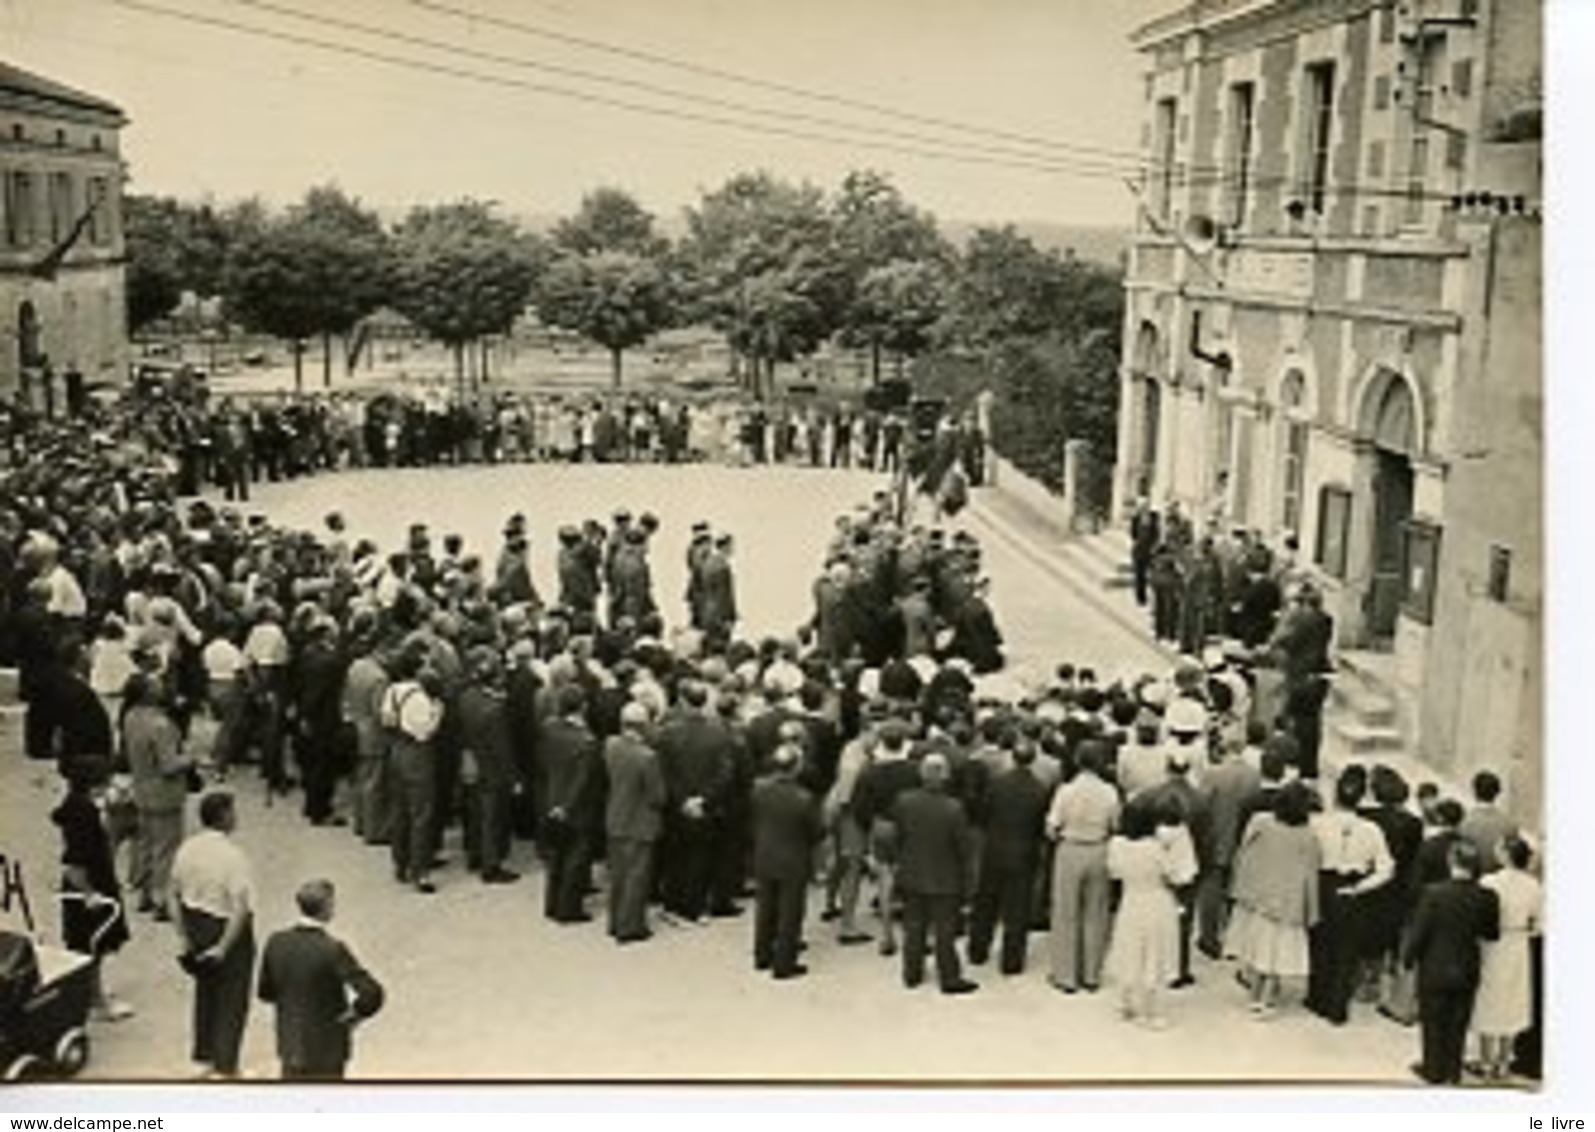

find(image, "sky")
[0,0,1176,229]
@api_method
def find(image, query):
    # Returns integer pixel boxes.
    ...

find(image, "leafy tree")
[537,250,675,388]
[830,171,950,380]
[222,185,390,390]
[123,194,240,331]
[391,199,543,390]
[681,172,847,397]
[553,187,667,257]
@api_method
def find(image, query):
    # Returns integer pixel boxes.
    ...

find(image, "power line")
[403,0,1158,167]
[108,0,1147,182]
[219,0,1144,176]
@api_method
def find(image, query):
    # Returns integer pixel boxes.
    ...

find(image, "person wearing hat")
[684,522,713,630]
[557,524,601,616]
[849,718,923,958]
[697,534,738,646]
[494,521,540,609]
[457,648,520,885]
[750,739,823,979]
[890,753,978,995]
[603,702,666,943]
[1195,719,1263,961]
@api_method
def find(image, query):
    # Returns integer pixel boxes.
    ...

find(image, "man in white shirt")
[170,792,256,1078]
[381,656,445,894]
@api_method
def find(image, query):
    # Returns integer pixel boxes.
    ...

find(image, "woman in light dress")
[1105,800,1198,1029]
[1471,834,1542,1080]
[1226,781,1321,1018]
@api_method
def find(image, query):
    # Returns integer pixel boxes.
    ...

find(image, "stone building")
[0,61,128,410]
[1112,0,1543,819]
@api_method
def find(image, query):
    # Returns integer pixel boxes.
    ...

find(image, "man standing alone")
[258,880,385,1080]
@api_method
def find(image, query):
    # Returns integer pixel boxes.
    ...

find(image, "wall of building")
[0,87,127,399]
[1417,213,1542,824]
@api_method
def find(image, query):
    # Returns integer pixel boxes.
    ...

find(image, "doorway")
[1364,374,1418,644]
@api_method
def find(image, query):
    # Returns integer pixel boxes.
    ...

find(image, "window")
[1379,5,1395,44]
[1153,97,1178,221]
[53,128,65,147]
[1446,133,1468,170]
[1373,75,1391,111]
[48,170,74,243]
[1368,140,1386,178]
[4,170,35,248]
[1401,520,1442,624]
[1302,62,1337,214]
[1362,203,1381,237]
[1226,82,1257,228]
[87,176,109,245]
[1316,485,1352,579]
[1405,134,1430,225]
[1487,545,1511,603]
[1452,58,1474,100]
[1282,422,1309,537]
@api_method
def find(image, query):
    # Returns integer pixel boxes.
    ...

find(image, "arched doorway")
[1132,322,1162,496]
[1365,373,1418,643]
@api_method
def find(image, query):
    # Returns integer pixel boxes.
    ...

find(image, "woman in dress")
[1472,834,1543,1079]
[1226,781,1321,1017]
[1104,801,1196,1029]
[52,758,135,1022]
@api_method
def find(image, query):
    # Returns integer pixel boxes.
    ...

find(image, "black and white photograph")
[0,0,1558,1094]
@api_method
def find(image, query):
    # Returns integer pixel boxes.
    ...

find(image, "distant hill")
[504,209,1127,269]
[940,219,1129,268]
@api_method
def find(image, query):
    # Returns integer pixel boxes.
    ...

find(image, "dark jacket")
[980,763,1051,874]
[456,685,519,791]
[539,715,602,831]
[1403,877,1500,992]
[604,733,666,842]
[257,924,385,1075]
[751,775,822,881]
[656,714,733,814]
[891,786,973,897]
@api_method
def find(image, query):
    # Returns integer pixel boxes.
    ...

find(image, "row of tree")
[125,171,1121,400]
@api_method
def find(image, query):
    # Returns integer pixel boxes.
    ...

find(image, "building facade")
[0,62,129,408]
[1112,0,1543,819]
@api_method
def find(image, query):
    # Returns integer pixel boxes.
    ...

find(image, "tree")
[391,199,543,391]
[537,251,675,388]
[681,172,848,397]
[553,187,668,257]
[123,194,239,332]
[830,171,950,381]
[222,185,390,391]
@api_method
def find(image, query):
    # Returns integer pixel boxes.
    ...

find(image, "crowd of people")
[90,374,986,505]
[0,383,1540,1086]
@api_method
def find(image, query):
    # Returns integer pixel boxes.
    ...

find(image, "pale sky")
[0,0,1175,228]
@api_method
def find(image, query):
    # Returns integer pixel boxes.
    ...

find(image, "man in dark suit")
[1403,840,1500,1085]
[1129,499,1160,608]
[967,731,1050,974]
[603,702,666,944]
[892,753,978,995]
[257,880,384,1080]
[656,682,733,923]
[750,741,823,979]
[538,685,602,924]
